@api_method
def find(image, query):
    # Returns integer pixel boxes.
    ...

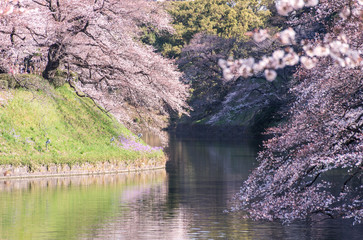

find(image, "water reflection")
[166,136,363,240]
[0,171,170,240]
[0,135,362,239]
[140,130,165,147]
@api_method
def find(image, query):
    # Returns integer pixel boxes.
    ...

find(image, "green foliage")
[0,74,53,90]
[0,76,164,166]
[170,0,270,40]
[16,74,51,90]
[140,26,184,58]
[0,80,8,90]
[142,0,272,58]
[51,76,67,88]
[0,74,17,88]
[50,69,68,88]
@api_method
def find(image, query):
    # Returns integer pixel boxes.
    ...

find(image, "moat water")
[0,134,362,239]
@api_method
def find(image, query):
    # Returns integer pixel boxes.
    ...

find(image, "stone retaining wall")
[0,158,166,179]
[0,169,167,192]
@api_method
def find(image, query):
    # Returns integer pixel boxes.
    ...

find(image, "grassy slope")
[0,75,164,167]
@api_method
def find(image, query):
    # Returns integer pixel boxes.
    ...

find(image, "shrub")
[0,80,8,90]
[0,74,17,88]
[16,74,44,90]
[50,75,67,88]
[49,69,68,88]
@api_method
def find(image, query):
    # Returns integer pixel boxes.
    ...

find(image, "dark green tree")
[170,0,271,40]
[142,0,272,58]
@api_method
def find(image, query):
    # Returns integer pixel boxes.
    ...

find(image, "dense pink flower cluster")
[219,0,363,82]
[232,0,363,224]
[0,0,189,128]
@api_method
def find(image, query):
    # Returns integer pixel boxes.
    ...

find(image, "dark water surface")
[0,135,362,239]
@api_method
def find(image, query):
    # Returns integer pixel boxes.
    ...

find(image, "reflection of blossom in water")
[118,135,162,153]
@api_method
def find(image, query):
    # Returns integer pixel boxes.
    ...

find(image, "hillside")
[0,74,164,168]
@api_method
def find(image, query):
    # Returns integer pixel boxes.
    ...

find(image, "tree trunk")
[42,42,66,79]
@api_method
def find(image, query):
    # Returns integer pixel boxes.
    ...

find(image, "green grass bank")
[0,74,165,172]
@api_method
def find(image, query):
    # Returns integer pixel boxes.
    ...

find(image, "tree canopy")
[142,0,272,58]
[0,0,189,131]
[169,0,271,41]
[230,0,363,223]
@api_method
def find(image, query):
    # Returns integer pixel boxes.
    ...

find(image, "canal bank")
[0,74,166,177]
[0,158,166,179]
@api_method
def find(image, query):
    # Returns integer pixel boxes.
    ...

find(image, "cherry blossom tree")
[177,32,290,127]
[231,0,363,223]
[0,0,189,131]
[219,0,362,82]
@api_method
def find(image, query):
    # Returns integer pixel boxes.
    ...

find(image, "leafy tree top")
[168,0,272,42]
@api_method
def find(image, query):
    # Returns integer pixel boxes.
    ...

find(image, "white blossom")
[276,28,296,45]
[304,0,319,7]
[272,49,285,60]
[344,57,355,68]
[237,65,253,78]
[275,0,319,16]
[346,50,363,66]
[227,58,234,67]
[329,41,343,52]
[220,1,360,83]
[276,1,294,16]
[351,8,362,18]
[292,0,305,10]
[339,6,351,20]
[253,29,270,43]
[4,5,13,15]
[264,69,277,81]
[223,69,234,81]
[340,43,350,54]
[300,56,317,69]
[242,57,255,67]
[253,57,269,73]
[283,51,300,66]
[218,59,227,69]
[313,45,330,57]
[303,44,315,57]
[253,61,265,73]
[337,57,346,67]
[338,33,348,44]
